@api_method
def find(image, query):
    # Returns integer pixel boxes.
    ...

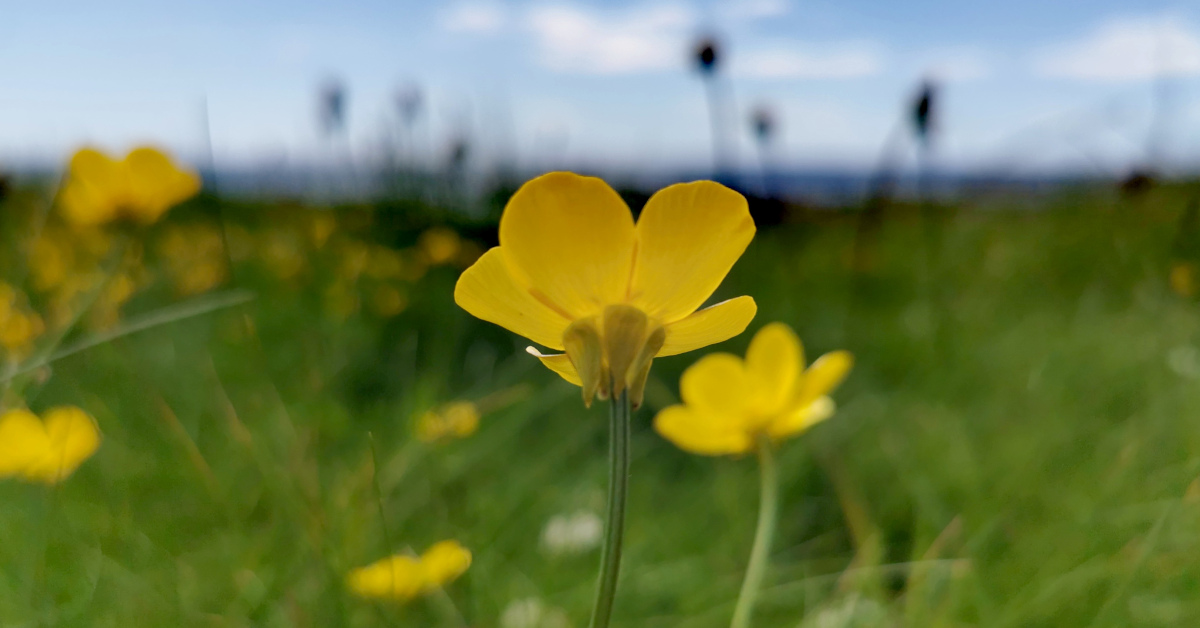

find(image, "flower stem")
[731,435,780,628]
[589,388,631,628]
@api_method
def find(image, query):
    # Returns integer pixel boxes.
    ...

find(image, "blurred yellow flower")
[455,172,757,407]
[260,228,306,280]
[371,284,408,318]
[76,224,117,257]
[366,245,405,280]
[0,284,45,358]
[654,323,852,456]
[420,539,473,584]
[29,233,73,292]
[415,401,480,442]
[30,225,119,289]
[419,227,462,265]
[87,272,139,331]
[402,254,429,283]
[45,271,101,329]
[335,239,372,282]
[1170,261,1197,298]
[0,284,15,316]
[0,311,44,357]
[158,224,228,296]
[59,146,200,226]
[309,212,338,249]
[0,406,100,484]
[347,540,472,601]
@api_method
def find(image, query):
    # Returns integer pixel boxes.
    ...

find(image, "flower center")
[562,304,665,408]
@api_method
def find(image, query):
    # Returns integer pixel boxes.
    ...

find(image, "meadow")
[3,170,1200,628]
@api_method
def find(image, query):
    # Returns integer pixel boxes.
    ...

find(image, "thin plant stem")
[2,288,255,385]
[366,432,399,627]
[731,435,780,628]
[589,388,631,628]
[367,432,394,555]
[1,236,129,390]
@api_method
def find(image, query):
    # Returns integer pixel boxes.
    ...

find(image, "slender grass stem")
[367,432,394,555]
[2,288,255,385]
[731,435,779,628]
[589,389,631,628]
[1,236,130,390]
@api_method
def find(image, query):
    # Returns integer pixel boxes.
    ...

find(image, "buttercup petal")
[658,296,757,357]
[456,248,571,350]
[654,404,754,456]
[768,397,836,441]
[795,350,854,407]
[59,148,125,226]
[0,409,45,477]
[745,322,803,415]
[679,353,752,419]
[526,347,582,386]
[124,147,201,222]
[419,540,472,588]
[347,555,424,600]
[498,172,635,319]
[23,406,100,483]
[69,148,126,198]
[630,181,754,322]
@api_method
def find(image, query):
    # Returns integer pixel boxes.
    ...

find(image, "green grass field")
[4,180,1200,627]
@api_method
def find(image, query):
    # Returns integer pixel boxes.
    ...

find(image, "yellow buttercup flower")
[87,271,139,331]
[309,212,338,249]
[1170,261,1198,298]
[0,310,44,357]
[415,401,481,443]
[419,227,462,265]
[45,271,102,329]
[349,555,425,600]
[59,146,200,226]
[371,284,408,317]
[366,246,406,280]
[654,323,852,628]
[260,228,306,280]
[0,283,45,358]
[655,323,852,456]
[0,406,101,484]
[454,172,757,407]
[347,540,472,601]
[158,224,228,296]
[420,539,473,584]
[29,232,74,292]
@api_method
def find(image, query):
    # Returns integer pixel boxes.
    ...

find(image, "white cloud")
[442,2,508,34]
[734,43,882,79]
[525,3,697,74]
[1035,15,1200,81]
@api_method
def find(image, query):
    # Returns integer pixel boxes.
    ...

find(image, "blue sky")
[3,0,1200,176]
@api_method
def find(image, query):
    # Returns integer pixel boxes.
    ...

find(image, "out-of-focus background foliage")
[7,1,1200,626]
